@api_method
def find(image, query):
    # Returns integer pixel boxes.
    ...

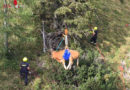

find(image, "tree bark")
[42,21,46,53]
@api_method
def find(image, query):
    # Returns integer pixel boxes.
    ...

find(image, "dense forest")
[0,0,130,90]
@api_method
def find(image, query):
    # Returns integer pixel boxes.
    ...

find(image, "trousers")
[90,36,97,43]
[20,69,28,85]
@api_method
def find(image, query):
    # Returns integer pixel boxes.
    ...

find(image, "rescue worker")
[20,57,30,86]
[90,27,98,45]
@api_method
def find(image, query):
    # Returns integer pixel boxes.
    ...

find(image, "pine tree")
[0,0,41,58]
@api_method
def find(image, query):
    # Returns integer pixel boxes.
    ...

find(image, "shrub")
[40,50,122,90]
[32,77,41,90]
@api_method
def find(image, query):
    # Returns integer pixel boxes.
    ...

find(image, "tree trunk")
[42,21,46,53]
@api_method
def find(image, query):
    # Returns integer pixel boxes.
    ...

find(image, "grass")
[0,57,43,90]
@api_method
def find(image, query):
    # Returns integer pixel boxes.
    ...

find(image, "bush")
[40,50,122,90]
[32,77,41,90]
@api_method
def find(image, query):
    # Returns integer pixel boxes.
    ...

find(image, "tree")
[0,0,41,59]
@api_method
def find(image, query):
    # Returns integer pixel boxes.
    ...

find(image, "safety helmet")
[94,27,98,30]
[23,57,28,62]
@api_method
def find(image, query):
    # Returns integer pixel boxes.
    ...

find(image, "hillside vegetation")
[0,0,130,90]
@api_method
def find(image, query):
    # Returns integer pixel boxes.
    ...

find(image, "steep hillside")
[0,0,130,90]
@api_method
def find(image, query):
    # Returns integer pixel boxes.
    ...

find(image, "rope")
[96,43,105,60]
[65,35,68,46]
[56,38,64,51]
[96,43,126,90]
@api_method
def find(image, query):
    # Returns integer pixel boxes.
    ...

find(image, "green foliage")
[0,0,129,89]
[55,6,72,15]
[32,77,41,90]
[40,51,121,90]
[0,58,19,71]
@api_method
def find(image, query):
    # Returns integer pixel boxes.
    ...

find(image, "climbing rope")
[96,43,105,60]
[56,28,69,51]
[96,43,126,90]
[56,38,64,51]
[64,35,68,46]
